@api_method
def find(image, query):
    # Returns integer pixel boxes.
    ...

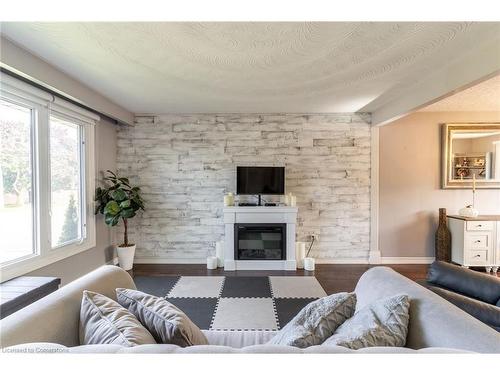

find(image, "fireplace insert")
[234,223,286,260]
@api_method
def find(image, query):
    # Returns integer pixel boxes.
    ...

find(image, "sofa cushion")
[2,342,476,354]
[427,261,500,305]
[79,290,156,347]
[323,294,410,349]
[202,329,277,348]
[116,288,208,346]
[267,292,356,348]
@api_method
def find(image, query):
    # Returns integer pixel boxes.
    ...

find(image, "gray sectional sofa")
[1,265,499,353]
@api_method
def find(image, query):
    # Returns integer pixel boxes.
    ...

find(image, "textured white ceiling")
[1,22,498,114]
[419,74,500,112]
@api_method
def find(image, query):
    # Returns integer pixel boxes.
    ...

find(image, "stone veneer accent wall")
[117,114,371,263]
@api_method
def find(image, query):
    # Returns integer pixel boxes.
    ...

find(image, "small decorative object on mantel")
[435,208,451,262]
[224,192,234,207]
[95,170,145,271]
[458,174,479,218]
[285,192,297,207]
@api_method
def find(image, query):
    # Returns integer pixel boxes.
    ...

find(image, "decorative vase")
[435,208,451,262]
[117,244,136,271]
[458,205,479,218]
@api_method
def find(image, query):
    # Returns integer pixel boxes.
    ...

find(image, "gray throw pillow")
[268,292,356,348]
[79,290,156,346]
[116,288,208,347]
[323,294,410,349]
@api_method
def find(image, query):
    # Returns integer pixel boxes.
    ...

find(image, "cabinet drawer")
[466,221,493,231]
[466,250,489,265]
[466,234,491,250]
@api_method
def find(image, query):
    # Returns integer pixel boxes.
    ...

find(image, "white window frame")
[0,75,97,282]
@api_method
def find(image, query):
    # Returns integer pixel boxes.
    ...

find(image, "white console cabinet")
[448,215,500,273]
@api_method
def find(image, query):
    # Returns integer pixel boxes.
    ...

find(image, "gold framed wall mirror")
[442,123,500,189]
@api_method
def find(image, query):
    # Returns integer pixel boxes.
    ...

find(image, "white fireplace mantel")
[223,206,298,270]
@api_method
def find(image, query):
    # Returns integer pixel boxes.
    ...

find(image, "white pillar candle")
[216,241,225,268]
[207,256,218,270]
[290,195,297,207]
[304,257,315,271]
[295,242,306,269]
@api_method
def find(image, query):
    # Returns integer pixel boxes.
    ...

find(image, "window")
[50,115,84,248]
[0,99,35,263]
[0,76,97,281]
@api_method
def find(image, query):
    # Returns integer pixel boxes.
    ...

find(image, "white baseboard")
[378,257,435,264]
[314,258,369,264]
[132,256,434,265]
[368,250,382,264]
[134,257,205,264]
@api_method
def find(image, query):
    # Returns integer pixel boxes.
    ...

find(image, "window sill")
[0,237,97,282]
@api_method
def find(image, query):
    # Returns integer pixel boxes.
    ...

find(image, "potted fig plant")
[94,170,144,270]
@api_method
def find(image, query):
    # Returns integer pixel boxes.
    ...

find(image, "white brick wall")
[117,114,371,262]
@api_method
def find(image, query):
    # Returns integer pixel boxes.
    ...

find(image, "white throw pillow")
[79,290,156,346]
[323,294,410,349]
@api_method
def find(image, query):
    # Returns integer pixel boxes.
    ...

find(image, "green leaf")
[120,200,131,208]
[104,201,120,216]
[104,213,120,227]
[121,208,136,219]
[111,188,127,201]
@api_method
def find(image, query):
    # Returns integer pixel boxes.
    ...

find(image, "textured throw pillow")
[323,294,410,349]
[79,290,156,346]
[116,288,208,347]
[267,292,356,348]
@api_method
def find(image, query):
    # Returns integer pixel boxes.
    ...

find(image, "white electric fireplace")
[223,206,298,270]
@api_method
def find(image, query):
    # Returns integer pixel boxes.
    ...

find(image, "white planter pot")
[304,257,315,271]
[117,244,136,271]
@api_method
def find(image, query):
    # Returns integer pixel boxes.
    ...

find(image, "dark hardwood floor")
[132,264,430,295]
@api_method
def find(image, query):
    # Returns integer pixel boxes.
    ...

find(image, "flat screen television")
[237,166,285,195]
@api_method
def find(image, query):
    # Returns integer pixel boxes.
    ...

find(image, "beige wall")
[26,118,118,285]
[379,111,500,258]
